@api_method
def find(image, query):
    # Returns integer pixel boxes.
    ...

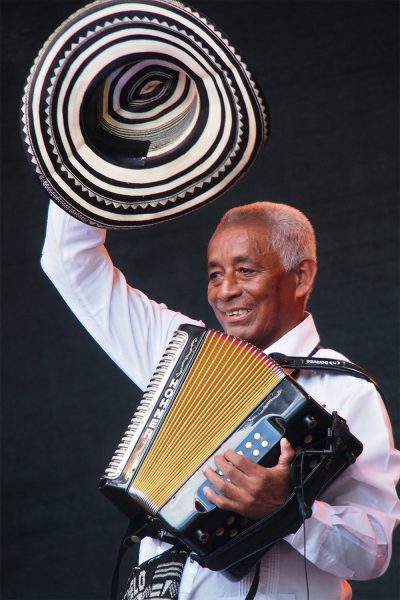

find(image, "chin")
[225,326,256,345]
[236,329,270,349]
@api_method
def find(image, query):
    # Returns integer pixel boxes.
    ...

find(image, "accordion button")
[254,432,261,440]
[216,528,225,537]
[304,415,318,429]
[229,529,238,537]
[195,529,209,544]
[226,515,235,525]
[130,535,141,544]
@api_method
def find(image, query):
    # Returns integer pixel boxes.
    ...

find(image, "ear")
[294,259,317,300]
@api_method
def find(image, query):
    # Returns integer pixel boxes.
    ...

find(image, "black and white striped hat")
[22,0,268,228]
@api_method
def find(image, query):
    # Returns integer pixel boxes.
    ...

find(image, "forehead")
[207,222,274,262]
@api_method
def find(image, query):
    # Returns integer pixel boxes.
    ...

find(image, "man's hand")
[202,438,296,520]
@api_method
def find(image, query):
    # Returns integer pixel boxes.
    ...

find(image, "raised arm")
[41,201,203,390]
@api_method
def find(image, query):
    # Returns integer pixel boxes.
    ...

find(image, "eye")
[238,267,255,275]
[208,271,221,282]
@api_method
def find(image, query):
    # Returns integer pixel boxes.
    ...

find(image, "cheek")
[207,287,221,311]
[250,297,278,327]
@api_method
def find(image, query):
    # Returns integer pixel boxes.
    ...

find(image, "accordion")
[99,324,362,575]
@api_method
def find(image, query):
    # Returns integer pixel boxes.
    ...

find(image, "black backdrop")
[1,1,399,599]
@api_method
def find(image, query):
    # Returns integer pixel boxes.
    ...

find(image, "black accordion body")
[99,324,362,575]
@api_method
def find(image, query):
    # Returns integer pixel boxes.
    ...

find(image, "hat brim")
[22,0,268,228]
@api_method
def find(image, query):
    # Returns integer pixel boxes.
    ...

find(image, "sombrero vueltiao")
[21,0,268,228]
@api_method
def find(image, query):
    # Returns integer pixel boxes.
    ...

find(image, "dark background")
[1,0,399,599]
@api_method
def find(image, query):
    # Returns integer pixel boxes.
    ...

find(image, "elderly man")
[41,200,400,599]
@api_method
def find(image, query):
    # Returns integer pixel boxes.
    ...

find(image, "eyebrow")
[207,256,257,268]
[207,258,225,266]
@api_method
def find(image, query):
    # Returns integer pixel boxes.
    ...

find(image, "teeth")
[226,309,250,316]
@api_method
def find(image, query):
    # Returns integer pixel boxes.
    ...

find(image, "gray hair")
[216,201,317,272]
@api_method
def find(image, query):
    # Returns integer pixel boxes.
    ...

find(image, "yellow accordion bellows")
[130,330,284,509]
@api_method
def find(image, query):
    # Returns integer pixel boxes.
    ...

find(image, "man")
[41,199,400,599]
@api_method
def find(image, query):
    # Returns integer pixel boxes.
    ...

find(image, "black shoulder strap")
[269,351,386,406]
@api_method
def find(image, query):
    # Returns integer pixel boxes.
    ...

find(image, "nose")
[215,273,242,302]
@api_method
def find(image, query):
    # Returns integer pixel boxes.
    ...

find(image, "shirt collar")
[264,312,320,357]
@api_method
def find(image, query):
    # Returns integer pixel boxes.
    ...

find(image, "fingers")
[223,448,255,473]
[203,455,244,493]
[203,449,257,489]
[203,439,295,490]
[209,439,295,477]
[202,462,242,512]
[202,452,251,511]
[201,438,296,519]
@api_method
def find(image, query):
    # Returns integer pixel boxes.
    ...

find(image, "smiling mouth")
[223,308,252,317]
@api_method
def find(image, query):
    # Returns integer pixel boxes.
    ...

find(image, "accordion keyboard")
[104,329,189,479]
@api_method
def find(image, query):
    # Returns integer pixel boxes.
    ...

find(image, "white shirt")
[41,201,400,599]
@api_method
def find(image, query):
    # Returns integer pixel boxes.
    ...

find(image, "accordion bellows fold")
[130,331,284,509]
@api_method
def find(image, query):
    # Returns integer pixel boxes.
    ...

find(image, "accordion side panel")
[102,328,191,482]
[129,330,284,510]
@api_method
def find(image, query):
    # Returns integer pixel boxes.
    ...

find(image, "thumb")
[278,438,295,469]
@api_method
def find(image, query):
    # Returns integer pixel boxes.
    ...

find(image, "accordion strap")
[110,520,139,600]
[269,351,385,404]
[111,524,260,600]
[122,547,188,600]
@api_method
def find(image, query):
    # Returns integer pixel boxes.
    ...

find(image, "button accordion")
[99,324,362,575]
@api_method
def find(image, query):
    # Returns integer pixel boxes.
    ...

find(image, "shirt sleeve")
[41,201,204,390]
[284,373,400,581]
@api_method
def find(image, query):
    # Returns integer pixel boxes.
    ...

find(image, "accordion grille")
[130,330,284,510]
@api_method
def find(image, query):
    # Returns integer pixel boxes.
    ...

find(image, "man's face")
[207,221,305,349]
